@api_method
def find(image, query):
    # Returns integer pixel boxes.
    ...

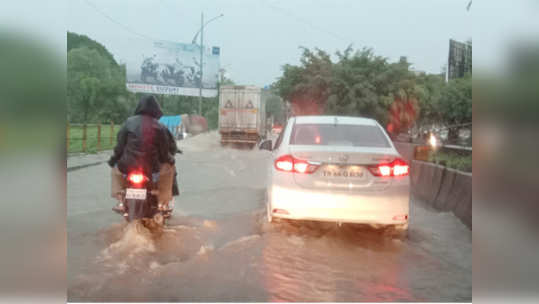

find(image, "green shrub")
[429,150,472,172]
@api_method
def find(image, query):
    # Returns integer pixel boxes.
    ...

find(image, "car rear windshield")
[289,123,391,148]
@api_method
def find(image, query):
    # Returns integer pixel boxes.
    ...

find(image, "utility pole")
[198,12,204,116]
[219,68,225,83]
[191,13,223,115]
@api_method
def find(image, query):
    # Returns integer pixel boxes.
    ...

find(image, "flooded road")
[67,131,471,302]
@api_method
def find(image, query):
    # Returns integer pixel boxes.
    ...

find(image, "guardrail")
[442,144,472,152]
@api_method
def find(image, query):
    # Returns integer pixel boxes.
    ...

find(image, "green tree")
[274,47,333,115]
[265,94,286,124]
[439,74,472,140]
[68,47,126,123]
[327,47,418,125]
[274,46,421,130]
[67,32,118,66]
[202,98,219,130]
[416,73,446,125]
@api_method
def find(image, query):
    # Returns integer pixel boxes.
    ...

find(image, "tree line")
[67,32,471,137]
[272,46,471,138]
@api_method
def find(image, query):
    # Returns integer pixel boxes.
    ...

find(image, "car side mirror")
[259,139,272,151]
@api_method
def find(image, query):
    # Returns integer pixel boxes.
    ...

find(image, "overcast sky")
[68,0,476,86]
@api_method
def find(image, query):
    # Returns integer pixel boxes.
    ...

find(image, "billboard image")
[125,39,220,97]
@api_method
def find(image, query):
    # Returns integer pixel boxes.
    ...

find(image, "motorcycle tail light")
[128,173,145,184]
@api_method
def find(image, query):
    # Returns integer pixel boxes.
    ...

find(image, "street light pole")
[198,12,203,116]
[191,13,223,116]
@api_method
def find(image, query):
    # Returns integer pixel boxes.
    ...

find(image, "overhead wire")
[82,0,159,41]
[159,0,185,19]
[260,0,353,45]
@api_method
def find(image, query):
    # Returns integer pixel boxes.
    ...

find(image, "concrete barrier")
[412,161,445,204]
[451,173,472,228]
[411,160,472,230]
[434,170,456,211]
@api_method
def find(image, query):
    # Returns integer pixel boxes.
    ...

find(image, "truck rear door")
[219,87,237,131]
[235,87,259,131]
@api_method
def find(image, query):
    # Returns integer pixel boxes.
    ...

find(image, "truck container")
[218,85,266,147]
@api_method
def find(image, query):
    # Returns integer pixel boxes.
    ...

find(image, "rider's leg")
[157,163,175,210]
[111,166,126,211]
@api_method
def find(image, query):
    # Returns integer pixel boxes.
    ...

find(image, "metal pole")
[82,124,87,153]
[97,123,101,151]
[198,12,204,115]
[66,122,70,153]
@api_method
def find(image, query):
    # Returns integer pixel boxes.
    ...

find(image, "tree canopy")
[67,32,118,66]
[67,46,127,123]
[438,74,472,126]
[272,46,471,135]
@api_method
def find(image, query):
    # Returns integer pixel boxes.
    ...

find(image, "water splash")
[98,220,156,263]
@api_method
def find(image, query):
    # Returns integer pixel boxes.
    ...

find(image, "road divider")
[410,160,472,229]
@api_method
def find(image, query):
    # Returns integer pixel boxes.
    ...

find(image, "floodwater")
[67,131,471,302]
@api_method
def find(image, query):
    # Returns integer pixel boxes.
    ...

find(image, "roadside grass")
[68,125,119,154]
[429,150,472,173]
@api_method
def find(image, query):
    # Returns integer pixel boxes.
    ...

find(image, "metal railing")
[67,122,118,154]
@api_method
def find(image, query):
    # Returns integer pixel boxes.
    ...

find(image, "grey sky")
[68,0,476,86]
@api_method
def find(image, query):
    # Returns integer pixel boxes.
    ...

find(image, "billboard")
[125,39,220,97]
[448,39,472,80]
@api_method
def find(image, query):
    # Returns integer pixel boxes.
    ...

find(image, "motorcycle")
[112,171,174,225]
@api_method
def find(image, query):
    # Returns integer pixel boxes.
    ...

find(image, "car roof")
[293,115,379,126]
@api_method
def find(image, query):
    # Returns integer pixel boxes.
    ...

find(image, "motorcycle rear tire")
[125,199,157,222]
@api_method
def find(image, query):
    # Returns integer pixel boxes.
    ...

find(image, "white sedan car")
[260,116,410,232]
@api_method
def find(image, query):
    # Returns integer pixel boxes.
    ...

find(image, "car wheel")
[395,223,408,230]
[390,223,408,238]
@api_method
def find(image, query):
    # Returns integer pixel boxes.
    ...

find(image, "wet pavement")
[67,131,472,302]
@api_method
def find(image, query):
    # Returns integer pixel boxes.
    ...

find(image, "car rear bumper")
[269,184,410,225]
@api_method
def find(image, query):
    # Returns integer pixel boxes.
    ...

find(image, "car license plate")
[125,188,147,200]
[322,166,364,178]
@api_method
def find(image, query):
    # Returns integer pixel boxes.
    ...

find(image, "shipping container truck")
[219,85,266,147]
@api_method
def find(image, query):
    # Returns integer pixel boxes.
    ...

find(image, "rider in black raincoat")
[108,95,179,196]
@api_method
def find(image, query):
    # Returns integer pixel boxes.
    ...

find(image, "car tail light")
[127,172,146,184]
[393,163,409,176]
[368,158,409,177]
[393,214,408,221]
[378,165,392,177]
[274,155,319,174]
[275,155,294,171]
[273,208,289,215]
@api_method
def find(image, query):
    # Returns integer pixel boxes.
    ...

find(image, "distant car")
[259,116,410,233]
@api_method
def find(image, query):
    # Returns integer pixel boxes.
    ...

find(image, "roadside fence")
[67,122,118,154]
